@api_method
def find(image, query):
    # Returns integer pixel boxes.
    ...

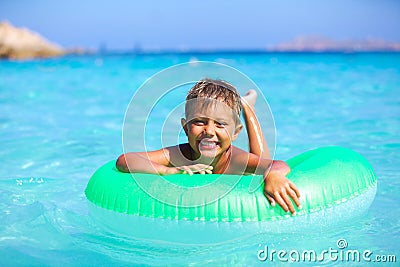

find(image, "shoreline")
[2,49,400,61]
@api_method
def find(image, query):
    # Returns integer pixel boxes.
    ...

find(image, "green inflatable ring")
[85,146,377,242]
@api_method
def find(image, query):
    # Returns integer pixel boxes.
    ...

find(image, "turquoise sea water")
[0,53,399,266]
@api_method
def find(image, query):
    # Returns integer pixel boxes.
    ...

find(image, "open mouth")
[198,139,220,150]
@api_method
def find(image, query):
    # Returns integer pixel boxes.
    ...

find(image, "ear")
[231,124,243,141]
[181,118,188,136]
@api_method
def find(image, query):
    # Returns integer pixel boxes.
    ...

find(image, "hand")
[165,164,213,175]
[263,168,301,216]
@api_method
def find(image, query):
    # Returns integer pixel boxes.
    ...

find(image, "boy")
[117,79,301,215]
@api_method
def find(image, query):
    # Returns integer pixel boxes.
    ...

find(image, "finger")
[199,170,205,175]
[189,165,202,173]
[187,166,200,174]
[193,164,207,169]
[289,182,301,198]
[199,164,213,171]
[204,168,212,174]
[272,192,289,213]
[182,166,193,175]
[176,167,187,174]
[287,187,301,209]
[263,190,274,206]
[265,194,275,207]
[281,191,296,215]
[196,164,213,174]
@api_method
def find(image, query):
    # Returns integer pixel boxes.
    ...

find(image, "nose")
[204,120,216,136]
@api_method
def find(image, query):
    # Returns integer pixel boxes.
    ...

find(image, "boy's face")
[182,98,242,159]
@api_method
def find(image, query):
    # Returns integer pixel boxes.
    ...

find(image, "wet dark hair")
[185,78,242,124]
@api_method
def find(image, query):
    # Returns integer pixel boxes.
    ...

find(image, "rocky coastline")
[0,21,65,60]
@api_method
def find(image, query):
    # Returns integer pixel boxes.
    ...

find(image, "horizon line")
[68,48,400,56]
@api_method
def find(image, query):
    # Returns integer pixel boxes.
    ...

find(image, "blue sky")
[1,0,399,50]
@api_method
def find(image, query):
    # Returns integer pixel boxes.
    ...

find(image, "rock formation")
[0,21,65,60]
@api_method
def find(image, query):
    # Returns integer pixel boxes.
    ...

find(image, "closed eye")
[192,119,206,125]
[215,121,228,128]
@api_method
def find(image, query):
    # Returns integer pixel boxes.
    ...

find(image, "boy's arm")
[241,97,270,159]
[116,149,174,174]
[231,149,301,215]
[116,146,213,175]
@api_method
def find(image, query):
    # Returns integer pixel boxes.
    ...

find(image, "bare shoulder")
[130,144,192,167]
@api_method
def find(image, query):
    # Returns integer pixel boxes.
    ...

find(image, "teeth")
[200,139,217,147]
[202,141,215,145]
